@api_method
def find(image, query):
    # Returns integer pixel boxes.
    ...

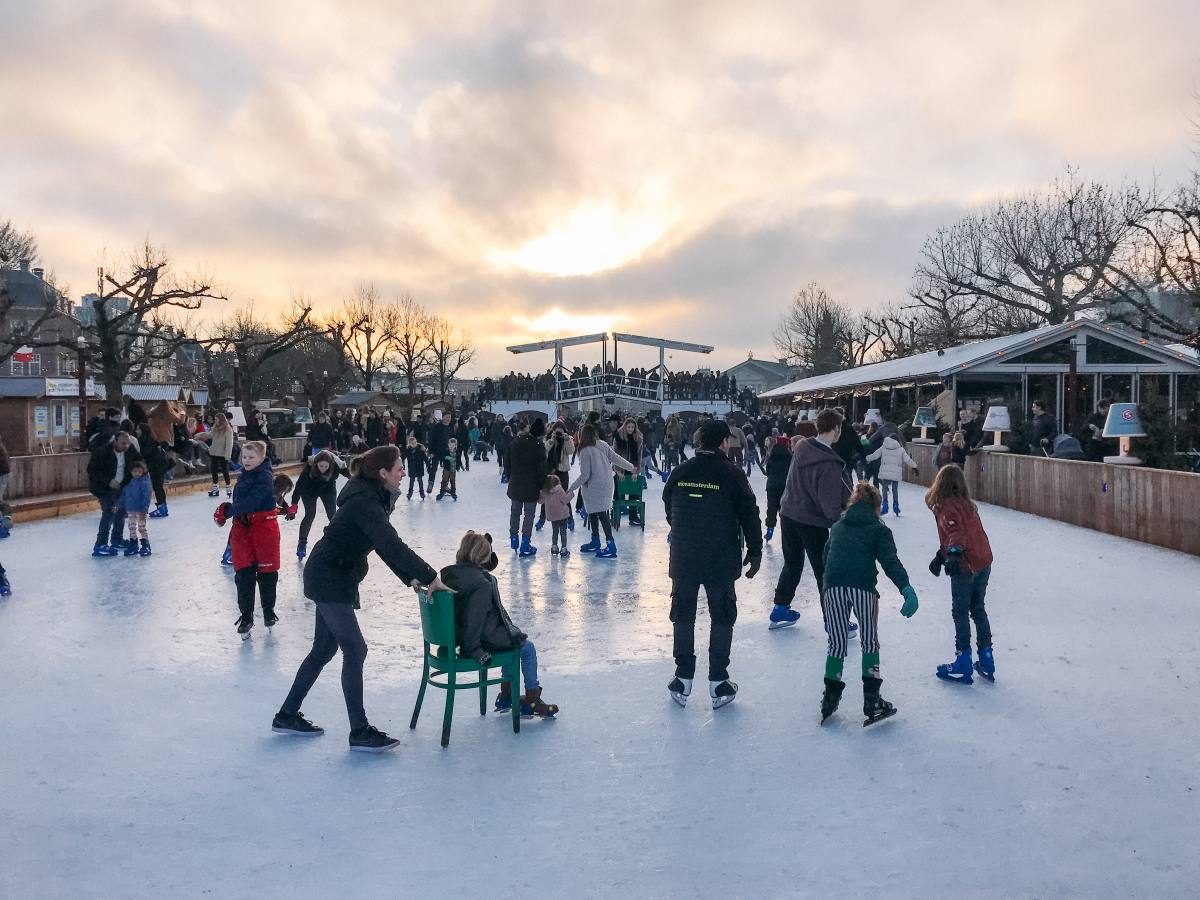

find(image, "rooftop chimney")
[19,259,30,272]
[32,267,44,280]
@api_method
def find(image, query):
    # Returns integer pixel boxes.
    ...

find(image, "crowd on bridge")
[481,365,747,404]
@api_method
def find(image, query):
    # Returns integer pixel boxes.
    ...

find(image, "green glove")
[900,585,919,618]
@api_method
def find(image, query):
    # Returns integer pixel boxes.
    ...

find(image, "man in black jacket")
[506,417,547,556]
[662,419,762,710]
[426,412,450,493]
[87,430,142,556]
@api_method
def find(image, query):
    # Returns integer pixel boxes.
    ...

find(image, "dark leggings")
[280,601,369,731]
[589,511,614,543]
[210,456,230,486]
[234,567,278,619]
[297,488,336,549]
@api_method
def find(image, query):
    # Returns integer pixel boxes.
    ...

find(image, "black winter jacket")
[765,442,792,494]
[663,449,762,584]
[428,421,450,455]
[290,453,347,503]
[506,432,547,503]
[303,476,436,604]
[309,422,335,448]
[440,564,527,664]
[87,443,143,497]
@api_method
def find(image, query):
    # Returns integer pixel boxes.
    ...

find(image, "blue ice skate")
[220,546,233,567]
[974,647,996,682]
[892,501,900,517]
[124,540,139,557]
[0,573,10,596]
[518,539,538,558]
[509,534,520,551]
[881,499,889,516]
[595,540,617,558]
[92,543,118,557]
[823,619,858,640]
[936,649,974,684]
[139,539,152,557]
[579,538,600,553]
[148,503,169,519]
[764,526,774,542]
[769,604,800,630]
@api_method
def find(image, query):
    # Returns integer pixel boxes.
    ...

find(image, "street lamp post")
[76,336,89,451]
[231,354,241,406]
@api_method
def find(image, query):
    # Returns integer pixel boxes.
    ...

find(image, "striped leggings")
[822,586,880,659]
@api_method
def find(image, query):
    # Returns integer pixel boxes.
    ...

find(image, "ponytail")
[350,444,401,483]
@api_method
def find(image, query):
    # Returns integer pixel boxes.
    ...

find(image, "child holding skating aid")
[119,459,154,557]
[538,474,574,558]
[213,441,281,638]
[439,531,559,718]
[818,481,919,726]
[925,464,995,684]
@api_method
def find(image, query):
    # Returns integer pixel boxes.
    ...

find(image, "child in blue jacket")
[119,460,154,557]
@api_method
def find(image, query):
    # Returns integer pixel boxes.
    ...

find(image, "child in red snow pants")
[231,510,281,624]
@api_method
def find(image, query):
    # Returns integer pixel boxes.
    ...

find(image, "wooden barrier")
[904,443,1200,556]
[4,437,307,502]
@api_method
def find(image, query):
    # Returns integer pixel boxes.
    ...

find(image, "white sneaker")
[710,680,738,710]
[668,677,692,707]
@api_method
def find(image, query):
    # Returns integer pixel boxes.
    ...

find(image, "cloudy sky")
[3,0,1198,374]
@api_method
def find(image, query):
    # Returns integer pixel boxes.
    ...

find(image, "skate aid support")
[410,588,522,748]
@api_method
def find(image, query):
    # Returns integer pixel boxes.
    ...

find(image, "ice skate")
[235,615,253,641]
[92,543,118,557]
[510,534,519,551]
[893,501,901,517]
[550,545,560,555]
[769,604,800,630]
[148,503,168,519]
[272,711,324,736]
[862,676,897,726]
[820,678,846,724]
[138,539,151,557]
[595,540,617,558]
[710,679,738,710]
[0,573,11,596]
[880,499,889,516]
[225,486,232,497]
[520,687,559,719]
[494,682,514,713]
[220,546,233,567]
[560,548,570,559]
[974,647,996,682]
[264,610,279,629]
[764,526,774,541]
[123,540,139,557]
[579,538,600,553]
[349,725,400,752]
[208,486,220,497]
[518,539,538,558]
[936,649,974,684]
[296,542,306,560]
[668,676,692,707]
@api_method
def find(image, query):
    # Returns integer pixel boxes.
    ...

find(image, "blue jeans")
[95,490,126,547]
[520,640,539,690]
[880,480,899,507]
[950,566,992,653]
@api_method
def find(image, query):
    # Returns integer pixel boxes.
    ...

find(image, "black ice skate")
[668,677,693,708]
[862,676,897,727]
[709,679,738,710]
[820,678,846,724]
[272,712,324,736]
[235,615,253,640]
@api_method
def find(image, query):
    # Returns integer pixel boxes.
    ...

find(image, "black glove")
[944,547,963,578]
[475,651,492,667]
[928,550,944,577]
[743,551,762,579]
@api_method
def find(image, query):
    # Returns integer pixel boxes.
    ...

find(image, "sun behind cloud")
[487,202,669,277]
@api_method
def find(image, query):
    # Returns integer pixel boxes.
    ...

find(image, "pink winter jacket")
[539,484,575,523]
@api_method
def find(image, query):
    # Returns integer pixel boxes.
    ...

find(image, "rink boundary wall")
[905,444,1200,556]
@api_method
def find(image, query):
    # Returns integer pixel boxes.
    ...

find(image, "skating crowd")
[62,398,997,751]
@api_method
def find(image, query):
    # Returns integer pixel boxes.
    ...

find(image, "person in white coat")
[865,435,918,516]
[569,424,636,558]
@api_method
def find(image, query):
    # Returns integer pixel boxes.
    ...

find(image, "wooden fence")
[905,443,1200,556]
[5,436,308,501]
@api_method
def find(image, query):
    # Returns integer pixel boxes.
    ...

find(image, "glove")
[213,502,231,527]
[286,504,298,521]
[901,585,919,618]
[928,550,944,577]
[475,651,492,667]
[944,547,964,578]
[743,551,762,579]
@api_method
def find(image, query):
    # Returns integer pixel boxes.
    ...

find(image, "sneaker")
[272,711,324,736]
[349,724,400,752]
[668,676,693,708]
[768,604,800,630]
[710,679,738,710]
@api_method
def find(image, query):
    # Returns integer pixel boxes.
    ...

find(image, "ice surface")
[1,457,1197,897]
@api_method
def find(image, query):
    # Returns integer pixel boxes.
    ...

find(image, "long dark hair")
[349,444,401,484]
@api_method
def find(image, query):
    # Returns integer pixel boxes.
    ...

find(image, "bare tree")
[330,283,402,390]
[916,170,1149,326]
[0,220,66,368]
[772,283,858,375]
[425,314,476,397]
[205,302,318,417]
[390,293,433,415]
[1100,174,1200,349]
[82,242,224,401]
[0,219,37,266]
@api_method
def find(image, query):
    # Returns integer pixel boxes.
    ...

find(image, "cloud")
[1,0,1198,374]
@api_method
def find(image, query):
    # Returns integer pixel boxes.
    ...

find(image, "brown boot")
[521,686,559,718]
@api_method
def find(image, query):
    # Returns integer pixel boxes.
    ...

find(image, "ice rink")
[1,457,1197,898]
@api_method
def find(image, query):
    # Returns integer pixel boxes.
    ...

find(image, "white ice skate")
[667,677,692,707]
[709,680,738,710]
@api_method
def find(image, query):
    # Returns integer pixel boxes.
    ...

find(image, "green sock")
[825,655,844,681]
[862,651,880,679]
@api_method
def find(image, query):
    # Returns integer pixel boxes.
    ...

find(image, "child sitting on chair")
[439,530,559,718]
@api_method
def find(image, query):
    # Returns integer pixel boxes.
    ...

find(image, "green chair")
[410,588,521,747]
[611,474,646,530]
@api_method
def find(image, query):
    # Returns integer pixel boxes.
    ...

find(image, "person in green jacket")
[819,481,919,726]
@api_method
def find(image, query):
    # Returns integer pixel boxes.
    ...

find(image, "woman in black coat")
[505,417,547,553]
[289,450,350,559]
[274,444,449,752]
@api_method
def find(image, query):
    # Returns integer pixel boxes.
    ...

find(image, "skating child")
[818,482,919,726]
[539,474,574,558]
[436,438,458,501]
[213,441,281,638]
[866,434,918,516]
[763,435,792,541]
[925,464,995,684]
[440,531,559,717]
[119,460,154,557]
[274,473,296,517]
[0,561,9,596]
[404,436,428,499]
